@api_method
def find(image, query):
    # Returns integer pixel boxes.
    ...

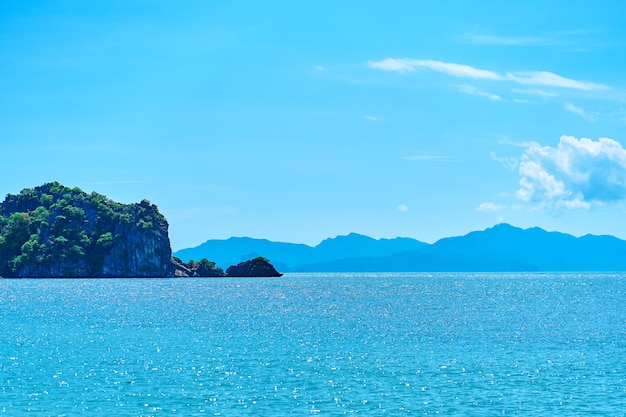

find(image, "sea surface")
[1,272,625,416]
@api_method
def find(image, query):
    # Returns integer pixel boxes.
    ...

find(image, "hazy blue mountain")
[174,224,626,272]
[174,233,426,271]
[425,223,626,271]
[312,233,426,263]
[174,237,312,272]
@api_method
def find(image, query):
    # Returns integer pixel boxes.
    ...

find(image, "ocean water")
[1,273,625,416]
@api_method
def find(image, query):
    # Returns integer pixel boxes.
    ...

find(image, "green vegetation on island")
[226,257,283,277]
[0,182,171,278]
[169,256,283,277]
[0,183,283,278]
[170,256,226,277]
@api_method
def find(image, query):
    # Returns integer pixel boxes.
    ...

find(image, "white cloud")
[398,204,409,212]
[490,151,518,169]
[368,58,503,80]
[365,115,383,121]
[564,102,598,121]
[457,85,503,101]
[368,58,609,91]
[516,135,626,209]
[475,202,505,212]
[512,98,530,104]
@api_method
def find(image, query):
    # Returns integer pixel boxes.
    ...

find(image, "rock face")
[0,182,171,278]
[226,257,283,277]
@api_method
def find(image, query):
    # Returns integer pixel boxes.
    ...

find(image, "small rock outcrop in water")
[0,182,171,278]
[169,257,226,277]
[226,257,283,277]
[170,256,282,278]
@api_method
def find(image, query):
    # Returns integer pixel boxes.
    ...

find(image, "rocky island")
[0,182,172,278]
[226,257,283,277]
[0,183,282,278]
[169,256,282,277]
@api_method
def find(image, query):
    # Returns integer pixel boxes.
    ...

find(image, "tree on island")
[170,256,225,277]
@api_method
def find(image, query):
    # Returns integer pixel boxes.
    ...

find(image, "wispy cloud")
[464,32,545,46]
[512,88,558,98]
[368,58,503,80]
[564,102,598,121]
[608,107,626,124]
[172,204,240,219]
[506,71,608,91]
[365,115,383,121]
[515,135,626,209]
[475,202,505,212]
[497,137,534,148]
[403,155,451,161]
[85,180,144,185]
[457,84,503,101]
[367,58,417,73]
[398,204,409,212]
[368,58,610,91]
[464,29,605,51]
[490,151,518,169]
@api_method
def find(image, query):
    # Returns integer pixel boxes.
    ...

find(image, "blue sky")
[2,1,626,250]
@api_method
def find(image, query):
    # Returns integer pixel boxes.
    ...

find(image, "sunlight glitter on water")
[1,273,625,415]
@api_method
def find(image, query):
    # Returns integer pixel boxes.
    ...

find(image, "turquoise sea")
[1,273,625,416]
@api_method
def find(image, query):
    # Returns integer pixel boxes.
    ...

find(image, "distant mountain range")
[174,224,626,272]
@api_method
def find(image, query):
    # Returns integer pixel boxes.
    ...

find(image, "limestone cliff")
[0,182,171,278]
